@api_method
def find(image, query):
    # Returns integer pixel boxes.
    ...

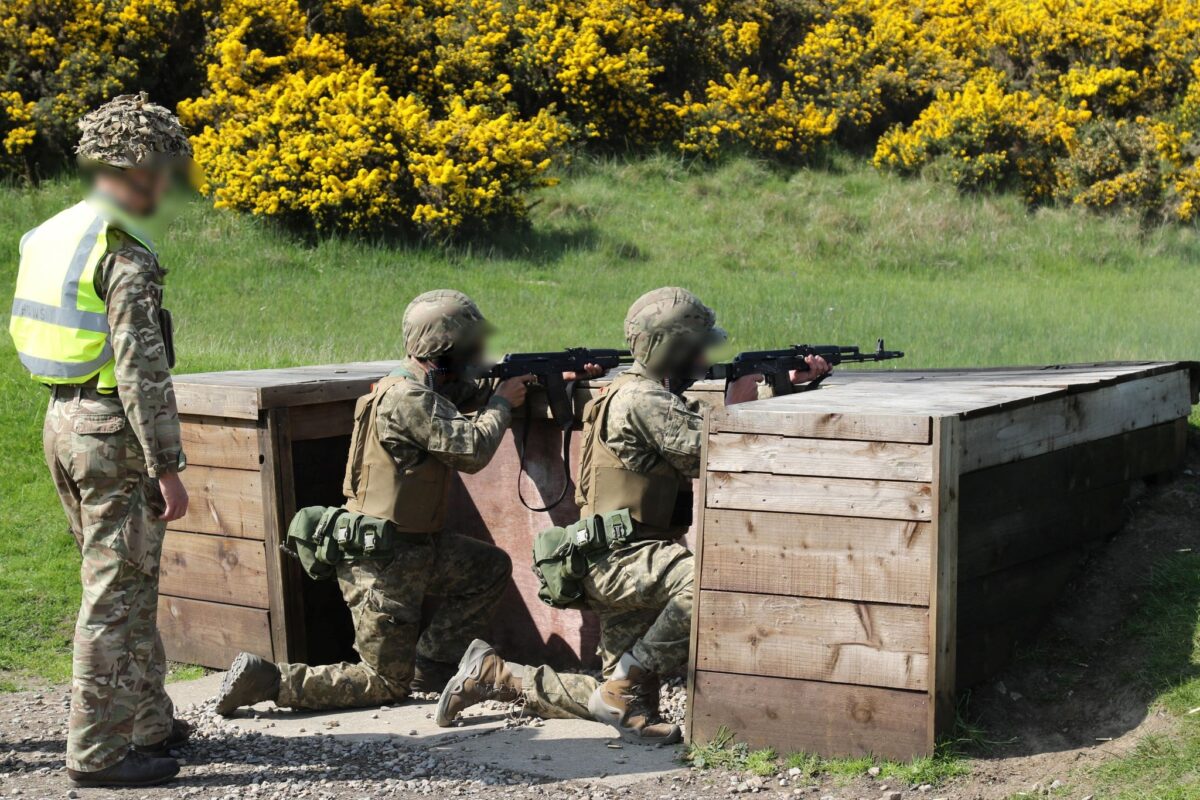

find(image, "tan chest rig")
[342,372,452,532]
[575,373,692,538]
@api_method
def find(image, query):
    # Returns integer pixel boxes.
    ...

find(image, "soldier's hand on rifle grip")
[725,374,762,406]
[496,374,536,408]
[158,471,190,522]
[562,362,605,382]
[790,355,832,385]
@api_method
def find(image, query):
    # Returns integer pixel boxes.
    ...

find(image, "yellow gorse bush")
[5,0,1200,229]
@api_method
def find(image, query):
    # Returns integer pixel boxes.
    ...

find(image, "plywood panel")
[701,509,931,605]
[961,370,1193,471]
[697,591,929,691]
[710,406,931,444]
[174,465,265,539]
[707,432,933,482]
[706,471,933,521]
[160,531,269,608]
[691,671,929,761]
[158,595,272,668]
[179,416,262,470]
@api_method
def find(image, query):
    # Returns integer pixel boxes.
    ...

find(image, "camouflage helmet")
[403,289,494,359]
[76,92,193,171]
[625,287,726,375]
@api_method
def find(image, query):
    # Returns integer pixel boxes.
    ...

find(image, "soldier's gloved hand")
[790,355,831,385]
[158,471,190,522]
[496,374,535,408]
[562,362,605,381]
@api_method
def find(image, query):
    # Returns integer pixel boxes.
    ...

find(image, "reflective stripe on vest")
[9,200,124,387]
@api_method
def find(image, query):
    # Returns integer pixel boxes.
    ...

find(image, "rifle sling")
[516,378,577,512]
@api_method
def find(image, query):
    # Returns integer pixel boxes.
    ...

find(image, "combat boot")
[411,656,458,694]
[215,652,281,716]
[68,750,179,787]
[134,718,193,756]
[588,652,681,745]
[435,639,524,726]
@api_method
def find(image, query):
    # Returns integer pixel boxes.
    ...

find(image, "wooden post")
[684,409,712,743]
[927,415,961,745]
[258,408,307,662]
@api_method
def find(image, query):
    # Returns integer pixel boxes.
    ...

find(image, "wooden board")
[707,432,933,482]
[696,591,929,691]
[158,595,272,668]
[160,531,269,608]
[706,471,933,521]
[700,509,931,605]
[710,406,931,444]
[179,416,262,470]
[927,417,960,741]
[174,465,265,539]
[961,370,1193,471]
[957,550,1084,630]
[287,401,356,441]
[690,671,929,761]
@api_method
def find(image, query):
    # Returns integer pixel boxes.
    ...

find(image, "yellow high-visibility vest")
[9,197,155,391]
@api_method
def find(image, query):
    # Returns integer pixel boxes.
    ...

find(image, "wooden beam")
[961,370,1193,471]
[260,408,309,663]
[706,471,933,521]
[691,671,929,762]
[927,416,960,748]
[175,465,264,539]
[685,411,713,744]
[696,590,929,691]
[158,595,272,669]
[707,432,933,482]
[160,530,269,609]
[174,381,259,420]
[180,415,262,470]
[700,509,931,605]
[711,407,931,444]
[287,400,356,441]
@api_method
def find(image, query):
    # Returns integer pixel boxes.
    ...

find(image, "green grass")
[1,153,1198,685]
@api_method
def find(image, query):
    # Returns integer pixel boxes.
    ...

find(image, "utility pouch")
[285,506,397,580]
[530,509,635,610]
[566,508,635,555]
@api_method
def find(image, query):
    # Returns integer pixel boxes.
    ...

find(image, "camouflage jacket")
[598,362,704,479]
[93,226,184,478]
[374,357,512,474]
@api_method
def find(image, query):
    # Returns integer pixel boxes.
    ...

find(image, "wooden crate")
[166,362,723,669]
[686,362,1198,761]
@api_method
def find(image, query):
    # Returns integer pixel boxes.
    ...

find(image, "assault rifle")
[707,339,905,394]
[484,347,632,511]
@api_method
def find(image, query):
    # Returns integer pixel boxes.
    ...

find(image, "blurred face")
[93,168,172,216]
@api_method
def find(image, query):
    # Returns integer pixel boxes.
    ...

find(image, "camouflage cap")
[625,287,726,375]
[403,289,495,359]
[76,92,192,171]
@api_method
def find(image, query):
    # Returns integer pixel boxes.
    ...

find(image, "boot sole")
[587,687,682,746]
[215,654,256,716]
[70,761,180,787]
[435,639,493,727]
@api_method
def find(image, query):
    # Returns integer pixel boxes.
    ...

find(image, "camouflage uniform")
[522,360,702,719]
[43,222,184,772]
[275,357,514,710]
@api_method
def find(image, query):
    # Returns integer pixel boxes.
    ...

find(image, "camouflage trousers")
[43,391,173,772]
[277,532,511,710]
[522,539,694,720]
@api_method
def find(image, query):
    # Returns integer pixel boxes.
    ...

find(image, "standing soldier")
[214,290,587,713]
[9,94,194,787]
[435,287,829,744]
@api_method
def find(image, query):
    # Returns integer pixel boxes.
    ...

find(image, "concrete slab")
[167,672,686,786]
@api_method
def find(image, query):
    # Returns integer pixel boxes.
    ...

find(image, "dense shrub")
[5,0,1200,230]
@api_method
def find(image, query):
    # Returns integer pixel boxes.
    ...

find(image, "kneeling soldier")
[435,287,829,744]
[215,290,534,713]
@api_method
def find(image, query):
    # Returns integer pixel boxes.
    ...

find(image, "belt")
[47,380,107,399]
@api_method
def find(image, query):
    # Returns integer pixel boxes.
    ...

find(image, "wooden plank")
[955,609,1047,689]
[700,509,931,605]
[706,471,933,521]
[262,409,308,662]
[957,550,1084,630]
[691,671,929,761]
[711,406,931,444]
[180,415,262,470]
[160,530,269,608]
[174,381,260,420]
[961,369,1193,471]
[685,411,713,743]
[158,595,272,669]
[175,465,265,539]
[287,400,356,441]
[707,432,933,482]
[927,416,960,746]
[696,591,929,691]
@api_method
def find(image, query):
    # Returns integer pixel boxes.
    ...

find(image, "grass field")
[1,155,1198,788]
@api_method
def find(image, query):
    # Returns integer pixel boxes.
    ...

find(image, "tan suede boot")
[436,639,524,727]
[588,652,681,745]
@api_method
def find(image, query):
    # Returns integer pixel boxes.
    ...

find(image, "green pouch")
[285,506,344,581]
[531,526,589,609]
[567,508,635,555]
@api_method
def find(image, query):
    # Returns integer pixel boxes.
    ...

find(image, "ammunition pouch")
[531,508,634,609]
[285,506,398,581]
